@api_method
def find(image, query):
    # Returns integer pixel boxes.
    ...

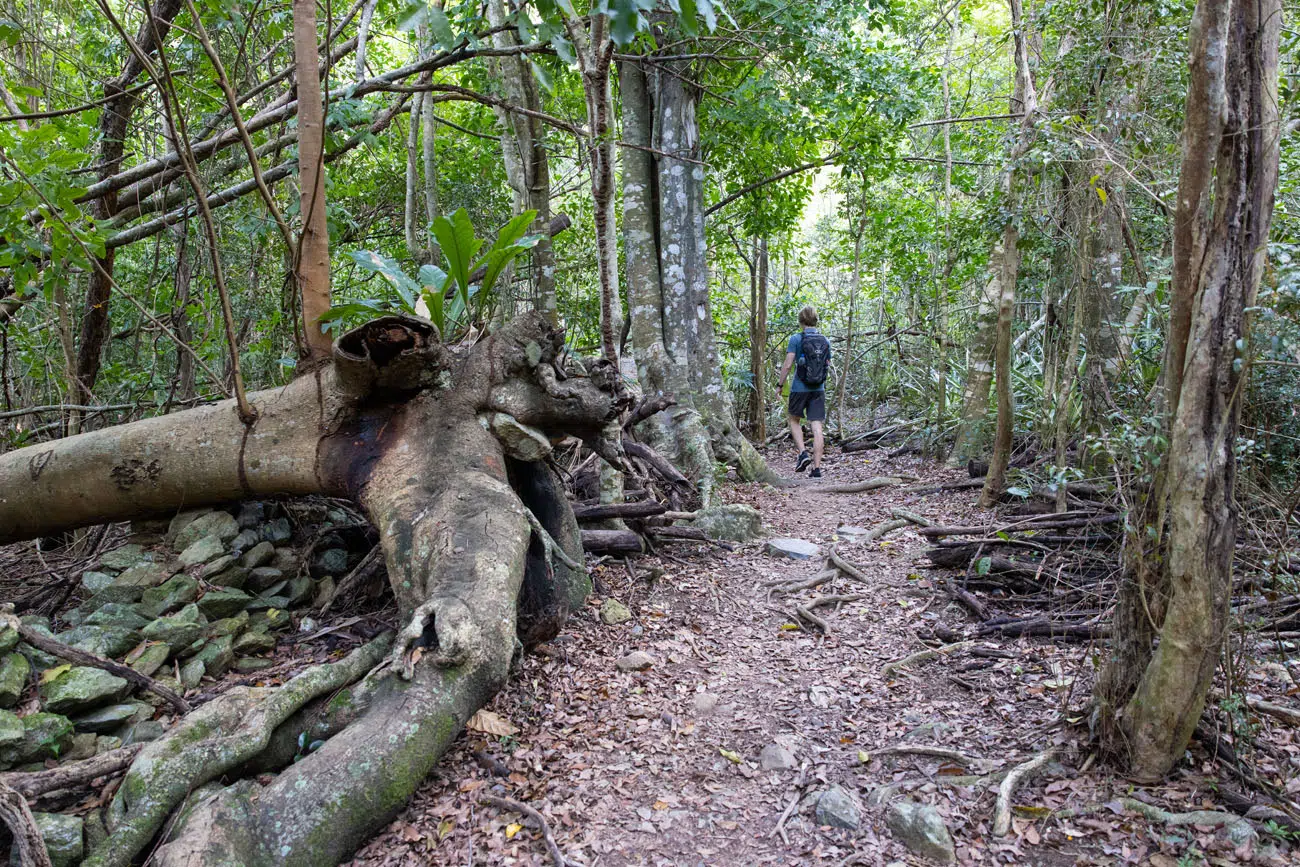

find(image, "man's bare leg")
[789,415,806,456]
[811,420,824,468]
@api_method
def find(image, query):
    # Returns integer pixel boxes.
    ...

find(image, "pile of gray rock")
[2,501,367,864]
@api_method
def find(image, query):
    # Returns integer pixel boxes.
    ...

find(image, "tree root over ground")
[0,312,621,866]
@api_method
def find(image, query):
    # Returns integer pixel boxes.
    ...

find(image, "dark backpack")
[797,332,831,388]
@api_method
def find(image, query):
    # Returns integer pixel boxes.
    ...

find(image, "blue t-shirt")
[787,327,829,393]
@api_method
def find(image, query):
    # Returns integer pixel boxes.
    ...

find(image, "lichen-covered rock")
[173,510,239,552]
[180,656,206,688]
[178,534,226,568]
[484,411,553,461]
[815,785,861,830]
[230,528,260,553]
[113,560,175,589]
[616,651,655,672]
[193,634,235,677]
[166,508,212,543]
[0,708,22,750]
[600,598,632,625]
[239,541,275,570]
[247,566,284,593]
[81,570,116,593]
[56,625,141,659]
[98,544,147,572]
[234,657,275,673]
[766,537,820,560]
[206,612,250,639]
[262,516,292,544]
[140,574,199,618]
[142,603,206,650]
[0,652,29,708]
[885,799,956,864]
[284,575,314,607]
[0,621,17,654]
[84,602,150,630]
[71,701,148,734]
[198,588,252,620]
[26,811,84,867]
[310,548,349,578]
[198,554,237,579]
[0,712,73,764]
[232,628,275,655]
[125,641,171,677]
[692,503,765,542]
[16,621,58,669]
[40,666,129,715]
[251,608,291,631]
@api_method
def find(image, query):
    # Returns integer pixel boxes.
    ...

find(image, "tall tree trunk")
[1097,0,1281,780]
[935,5,957,452]
[749,237,768,440]
[979,0,1039,507]
[619,58,717,500]
[489,0,554,323]
[404,91,424,261]
[294,0,332,361]
[74,0,185,405]
[838,220,864,434]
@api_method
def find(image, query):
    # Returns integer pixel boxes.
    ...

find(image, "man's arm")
[777,351,795,390]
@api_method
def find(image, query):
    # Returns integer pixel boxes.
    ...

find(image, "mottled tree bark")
[1097,0,1281,780]
[294,0,332,361]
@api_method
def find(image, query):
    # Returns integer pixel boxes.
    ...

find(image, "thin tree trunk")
[1098,0,1281,780]
[838,220,864,435]
[75,0,185,405]
[749,237,768,440]
[404,91,423,260]
[294,0,332,361]
[936,6,957,450]
[980,0,1039,507]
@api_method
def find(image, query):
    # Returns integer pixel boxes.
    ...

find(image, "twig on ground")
[1,609,190,713]
[319,545,383,614]
[821,475,915,494]
[478,794,568,867]
[992,748,1056,836]
[890,507,934,527]
[869,744,979,765]
[1,745,143,799]
[866,518,912,541]
[769,763,810,841]
[1248,697,1300,726]
[882,640,975,677]
[0,779,53,867]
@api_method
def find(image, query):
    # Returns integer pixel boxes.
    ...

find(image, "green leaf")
[427,4,456,48]
[395,0,426,32]
[607,0,645,46]
[418,263,449,291]
[530,59,554,95]
[421,287,445,333]
[976,556,992,576]
[431,208,483,298]
[346,249,419,310]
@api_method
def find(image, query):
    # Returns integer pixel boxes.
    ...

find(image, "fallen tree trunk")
[0,312,623,867]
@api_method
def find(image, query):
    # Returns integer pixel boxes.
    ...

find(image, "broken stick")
[479,794,568,867]
[992,748,1056,836]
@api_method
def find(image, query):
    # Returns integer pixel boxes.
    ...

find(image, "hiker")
[776,305,831,477]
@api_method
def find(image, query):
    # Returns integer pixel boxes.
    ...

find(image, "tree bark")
[980,0,1039,507]
[749,237,768,439]
[74,0,185,405]
[2,313,618,866]
[488,0,555,322]
[294,0,333,361]
[1097,0,1281,780]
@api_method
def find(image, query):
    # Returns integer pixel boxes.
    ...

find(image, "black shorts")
[788,390,825,422]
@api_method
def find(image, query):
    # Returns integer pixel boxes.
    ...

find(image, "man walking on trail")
[777,305,831,477]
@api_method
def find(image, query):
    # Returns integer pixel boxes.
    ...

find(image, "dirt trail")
[350,447,1293,867]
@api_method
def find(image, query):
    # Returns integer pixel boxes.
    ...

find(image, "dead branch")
[0,610,189,713]
[890,508,934,527]
[821,475,914,494]
[869,744,978,765]
[1,745,143,799]
[572,501,667,520]
[479,794,569,867]
[1248,698,1300,727]
[993,748,1056,836]
[0,779,52,867]
[882,640,975,677]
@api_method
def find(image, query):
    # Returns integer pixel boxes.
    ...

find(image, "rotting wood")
[1,745,143,799]
[0,778,53,867]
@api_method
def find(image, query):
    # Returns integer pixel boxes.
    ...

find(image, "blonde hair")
[798,306,818,327]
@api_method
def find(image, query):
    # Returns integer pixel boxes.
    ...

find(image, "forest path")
[348,447,1263,867]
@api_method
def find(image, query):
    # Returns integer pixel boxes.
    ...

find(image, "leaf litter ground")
[348,448,1299,867]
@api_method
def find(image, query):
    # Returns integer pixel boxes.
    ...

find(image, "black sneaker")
[810,467,823,478]
[795,451,812,472]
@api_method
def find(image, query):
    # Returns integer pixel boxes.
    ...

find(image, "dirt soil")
[346,447,1299,867]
